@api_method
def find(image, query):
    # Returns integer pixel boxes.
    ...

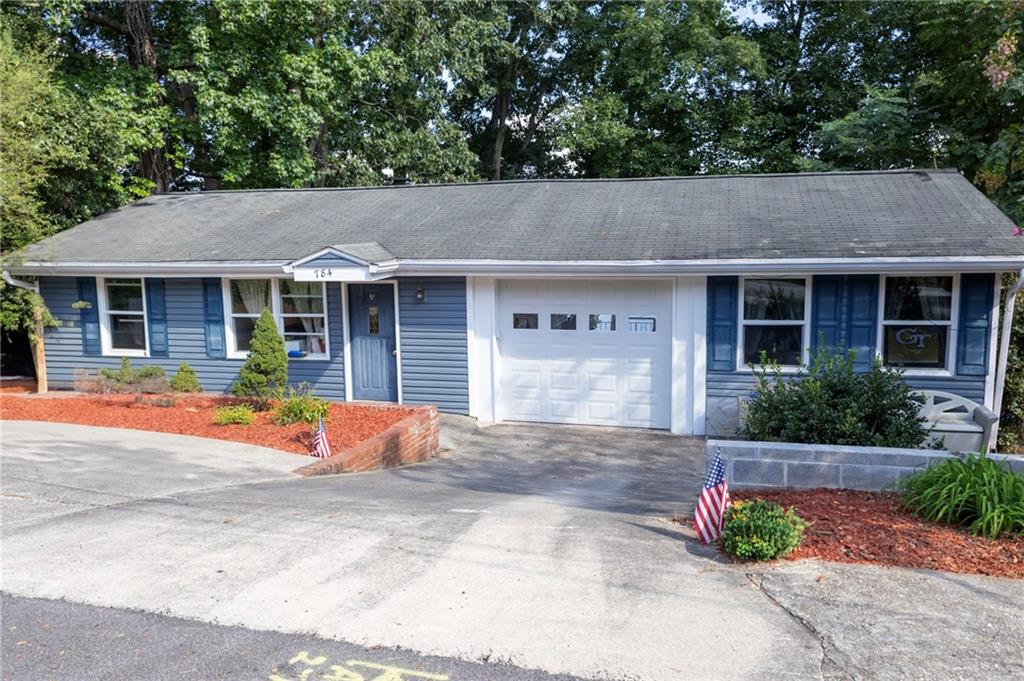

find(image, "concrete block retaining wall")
[707,439,1024,491]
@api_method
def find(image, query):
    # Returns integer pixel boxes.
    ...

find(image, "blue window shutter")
[202,278,226,359]
[76,277,101,355]
[145,279,169,357]
[811,275,843,353]
[957,273,994,376]
[846,274,879,372]
[707,276,738,371]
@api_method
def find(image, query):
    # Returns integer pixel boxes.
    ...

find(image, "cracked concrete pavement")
[3,419,1022,680]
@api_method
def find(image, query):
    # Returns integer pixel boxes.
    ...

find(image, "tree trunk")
[124,0,173,192]
[31,299,47,394]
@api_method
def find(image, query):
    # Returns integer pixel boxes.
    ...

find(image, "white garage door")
[497,280,672,428]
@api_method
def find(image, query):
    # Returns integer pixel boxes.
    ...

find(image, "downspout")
[2,270,39,293]
[992,269,1024,449]
[2,270,47,393]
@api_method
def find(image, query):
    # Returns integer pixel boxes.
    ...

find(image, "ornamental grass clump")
[232,309,287,410]
[272,383,329,425]
[213,404,255,426]
[743,344,928,448]
[721,499,806,562]
[900,454,1024,539]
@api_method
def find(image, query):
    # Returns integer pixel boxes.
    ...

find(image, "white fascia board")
[10,261,289,277]
[12,254,1024,278]
[395,255,1024,276]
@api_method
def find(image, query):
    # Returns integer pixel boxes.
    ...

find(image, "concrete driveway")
[3,419,1021,680]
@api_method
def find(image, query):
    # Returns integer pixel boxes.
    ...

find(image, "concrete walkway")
[2,419,1021,680]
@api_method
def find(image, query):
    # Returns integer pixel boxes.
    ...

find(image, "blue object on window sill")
[288,350,307,358]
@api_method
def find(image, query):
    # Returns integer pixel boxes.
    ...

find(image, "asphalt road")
[1,594,587,681]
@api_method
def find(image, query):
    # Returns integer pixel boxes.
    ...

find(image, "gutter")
[991,269,1024,450]
[2,270,39,293]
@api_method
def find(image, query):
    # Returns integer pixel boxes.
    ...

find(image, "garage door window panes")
[882,276,954,369]
[513,313,538,329]
[741,278,807,366]
[551,313,576,330]
[589,313,616,331]
[628,316,656,332]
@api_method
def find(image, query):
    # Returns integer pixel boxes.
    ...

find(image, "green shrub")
[170,363,202,392]
[273,383,329,425]
[213,404,255,426]
[722,499,807,561]
[231,309,287,410]
[743,345,927,448]
[900,454,1024,538]
[98,357,168,395]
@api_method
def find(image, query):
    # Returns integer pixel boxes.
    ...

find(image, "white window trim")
[97,276,149,357]
[876,273,960,377]
[222,278,330,361]
[737,276,812,372]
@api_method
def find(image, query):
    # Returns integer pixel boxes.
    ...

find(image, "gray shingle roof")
[15,169,1024,265]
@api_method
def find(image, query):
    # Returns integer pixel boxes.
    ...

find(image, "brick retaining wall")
[708,439,1024,491]
[297,405,440,476]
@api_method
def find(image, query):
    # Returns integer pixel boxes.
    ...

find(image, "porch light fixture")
[415,285,426,303]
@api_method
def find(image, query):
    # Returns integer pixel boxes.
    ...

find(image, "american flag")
[310,417,332,458]
[694,449,730,544]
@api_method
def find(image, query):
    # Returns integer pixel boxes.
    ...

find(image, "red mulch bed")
[730,488,1024,579]
[0,393,416,456]
[0,379,37,394]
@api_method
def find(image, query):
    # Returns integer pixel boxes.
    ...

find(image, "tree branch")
[81,10,128,35]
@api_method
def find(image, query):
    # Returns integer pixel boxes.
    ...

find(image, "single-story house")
[6,169,1024,437]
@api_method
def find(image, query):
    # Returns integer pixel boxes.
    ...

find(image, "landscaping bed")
[0,393,416,456]
[730,488,1024,579]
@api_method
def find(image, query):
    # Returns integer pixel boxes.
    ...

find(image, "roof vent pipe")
[991,268,1024,451]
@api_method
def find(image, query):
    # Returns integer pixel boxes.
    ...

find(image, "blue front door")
[348,284,398,402]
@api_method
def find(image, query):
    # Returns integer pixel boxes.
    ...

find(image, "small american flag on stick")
[310,416,332,458]
[695,448,730,544]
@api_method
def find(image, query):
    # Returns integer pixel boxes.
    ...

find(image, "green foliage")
[743,345,928,448]
[272,383,329,425]
[170,363,202,393]
[96,357,168,395]
[722,499,806,561]
[901,455,1024,539]
[232,309,287,409]
[213,404,255,426]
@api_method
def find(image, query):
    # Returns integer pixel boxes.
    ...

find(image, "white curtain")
[235,279,270,314]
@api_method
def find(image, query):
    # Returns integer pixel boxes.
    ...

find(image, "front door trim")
[342,280,402,403]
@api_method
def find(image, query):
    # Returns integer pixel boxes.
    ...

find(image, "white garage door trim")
[467,276,706,435]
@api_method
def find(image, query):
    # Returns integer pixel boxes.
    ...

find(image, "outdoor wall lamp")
[415,286,426,303]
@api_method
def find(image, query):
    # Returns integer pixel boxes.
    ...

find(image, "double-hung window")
[740,277,808,366]
[225,279,328,360]
[882,276,954,370]
[101,277,148,355]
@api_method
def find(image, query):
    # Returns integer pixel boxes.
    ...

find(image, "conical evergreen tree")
[232,309,287,409]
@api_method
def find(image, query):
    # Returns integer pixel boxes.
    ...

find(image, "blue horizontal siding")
[707,372,985,403]
[397,277,469,414]
[40,277,345,399]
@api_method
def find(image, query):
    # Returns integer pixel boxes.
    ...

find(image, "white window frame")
[97,276,149,357]
[222,278,330,361]
[876,273,960,377]
[737,276,811,371]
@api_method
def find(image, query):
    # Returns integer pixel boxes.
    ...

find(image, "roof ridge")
[153,168,962,197]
